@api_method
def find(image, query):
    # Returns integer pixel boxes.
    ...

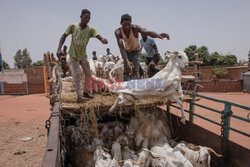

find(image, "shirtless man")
[115,14,170,81]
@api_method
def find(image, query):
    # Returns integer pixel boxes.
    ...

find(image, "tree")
[222,54,237,66]
[185,45,238,66]
[14,48,32,69]
[184,45,197,61]
[184,45,210,66]
[248,50,250,63]
[196,46,210,66]
[0,60,10,71]
[210,52,220,66]
[31,60,44,66]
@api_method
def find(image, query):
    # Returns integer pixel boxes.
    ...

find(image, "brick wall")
[24,66,44,84]
[197,80,215,92]
[0,66,46,94]
[28,84,45,94]
[197,80,243,92]
[225,66,248,80]
[215,80,243,92]
[186,66,213,80]
[186,65,248,80]
[0,82,45,94]
[3,83,27,94]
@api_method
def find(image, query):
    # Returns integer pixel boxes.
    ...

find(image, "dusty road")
[0,94,51,167]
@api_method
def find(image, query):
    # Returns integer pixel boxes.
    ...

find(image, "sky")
[0,0,250,67]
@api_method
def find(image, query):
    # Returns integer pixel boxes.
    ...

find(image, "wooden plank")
[42,102,60,167]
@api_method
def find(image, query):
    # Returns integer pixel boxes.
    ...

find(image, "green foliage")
[140,52,146,62]
[184,45,238,66]
[14,48,32,69]
[212,67,228,79]
[248,50,250,62]
[184,45,197,61]
[0,60,10,71]
[31,60,44,66]
[159,56,167,66]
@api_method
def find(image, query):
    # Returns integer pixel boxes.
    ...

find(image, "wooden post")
[43,66,47,95]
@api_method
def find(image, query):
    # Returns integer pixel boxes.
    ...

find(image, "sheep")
[111,141,122,160]
[92,138,113,167]
[150,143,193,167]
[109,59,124,82]
[175,142,223,167]
[122,145,138,161]
[100,121,125,149]
[109,51,189,124]
[122,159,134,167]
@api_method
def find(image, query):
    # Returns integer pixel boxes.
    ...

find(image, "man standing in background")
[140,33,160,66]
[92,51,97,61]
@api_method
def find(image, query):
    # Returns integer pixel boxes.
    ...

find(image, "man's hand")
[159,33,170,40]
[101,38,108,44]
[126,60,134,73]
[154,53,160,57]
[56,50,63,58]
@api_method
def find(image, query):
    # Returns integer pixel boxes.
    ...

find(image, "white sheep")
[109,51,189,124]
[175,142,223,167]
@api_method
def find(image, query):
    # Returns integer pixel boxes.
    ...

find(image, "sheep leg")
[169,95,186,124]
[177,80,184,100]
[109,94,122,112]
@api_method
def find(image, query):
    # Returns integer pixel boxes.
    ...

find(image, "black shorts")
[146,57,153,65]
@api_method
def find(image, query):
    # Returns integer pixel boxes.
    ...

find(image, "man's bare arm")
[134,25,170,40]
[96,35,108,44]
[57,33,68,53]
[115,29,133,71]
[115,29,129,62]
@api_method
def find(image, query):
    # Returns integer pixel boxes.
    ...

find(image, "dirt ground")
[0,92,249,167]
[0,94,51,167]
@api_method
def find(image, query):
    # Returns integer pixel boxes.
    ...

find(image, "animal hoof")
[180,118,186,124]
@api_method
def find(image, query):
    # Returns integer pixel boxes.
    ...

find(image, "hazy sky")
[0,0,250,67]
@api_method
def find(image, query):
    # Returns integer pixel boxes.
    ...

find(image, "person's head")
[120,14,132,32]
[80,9,91,25]
[63,45,67,51]
[92,51,96,56]
[141,33,147,41]
[106,48,110,53]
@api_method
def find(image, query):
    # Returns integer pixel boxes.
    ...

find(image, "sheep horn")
[207,147,223,157]
[166,51,172,55]
[114,157,124,163]
[102,146,110,152]
[173,51,179,55]
[131,160,143,165]
[102,153,110,158]
[187,144,201,151]
[143,148,161,159]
